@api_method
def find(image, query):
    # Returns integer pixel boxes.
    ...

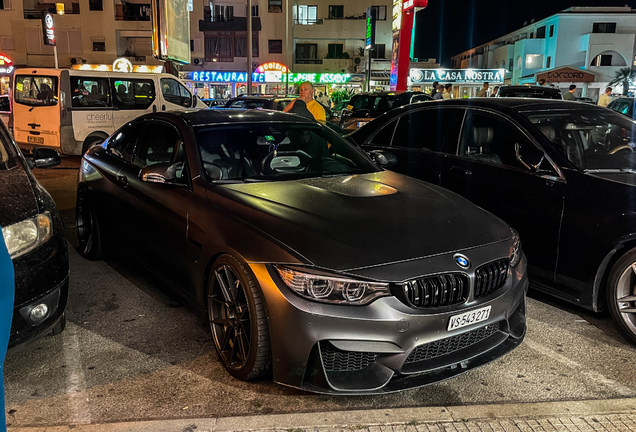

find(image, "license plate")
[27,135,44,144]
[356,121,369,127]
[447,305,491,331]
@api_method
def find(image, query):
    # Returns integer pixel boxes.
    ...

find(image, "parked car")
[331,99,350,121]
[200,98,227,107]
[223,95,295,111]
[76,109,527,394]
[607,97,636,119]
[350,98,636,345]
[0,119,68,349]
[0,95,11,135]
[495,85,562,99]
[340,91,431,131]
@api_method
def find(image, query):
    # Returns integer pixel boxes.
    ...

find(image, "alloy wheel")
[614,263,636,336]
[76,190,95,256]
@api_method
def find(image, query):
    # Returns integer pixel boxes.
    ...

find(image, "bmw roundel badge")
[454,253,470,269]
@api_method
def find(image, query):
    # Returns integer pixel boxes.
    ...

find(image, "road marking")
[62,323,92,424]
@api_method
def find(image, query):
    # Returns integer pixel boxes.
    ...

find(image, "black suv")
[495,85,562,99]
[340,91,430,131]
[0,120,68,349]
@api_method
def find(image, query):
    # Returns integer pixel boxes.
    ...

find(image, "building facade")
[449,6,636,100]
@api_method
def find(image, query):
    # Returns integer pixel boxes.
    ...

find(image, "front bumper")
[250,254,528,395]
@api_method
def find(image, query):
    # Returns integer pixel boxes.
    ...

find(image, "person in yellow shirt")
[284,81,326,123]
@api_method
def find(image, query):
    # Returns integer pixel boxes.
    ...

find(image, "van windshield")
[14,75,59,107]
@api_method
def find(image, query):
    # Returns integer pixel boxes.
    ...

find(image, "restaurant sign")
[409,68,506,84]
[184,71,364,84]
[536,67,596,83]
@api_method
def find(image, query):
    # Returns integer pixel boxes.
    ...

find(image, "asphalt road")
[4,157,636,428]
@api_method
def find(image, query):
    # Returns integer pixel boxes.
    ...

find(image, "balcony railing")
[115,3,151,21]
[24,4,79,18]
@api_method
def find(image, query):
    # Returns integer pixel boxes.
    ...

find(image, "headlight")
[274,265,390,305]
[1,212,52,259]
[510,228,522,268]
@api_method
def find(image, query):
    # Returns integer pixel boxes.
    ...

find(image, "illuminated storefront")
[0,54,14,96]
[408,68,506,97]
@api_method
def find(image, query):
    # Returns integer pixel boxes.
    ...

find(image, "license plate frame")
[27,135,44,144]
[447,305,491,331]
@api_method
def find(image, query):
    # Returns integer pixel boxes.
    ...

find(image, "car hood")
[0,167,38,228]
[207,171,512,272]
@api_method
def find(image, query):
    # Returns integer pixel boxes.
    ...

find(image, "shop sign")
[112,58,133,73]
[256,62,288,73]
[536,67,596,83]
[187,71,268,83]
[366,7,376,50]
[185,71,363,85]
[286,73,354,84]
[409,68,506,84]
[0,55,14,75]
[72,64,164,73]
[402,0,427,11]
[42,13,56,46]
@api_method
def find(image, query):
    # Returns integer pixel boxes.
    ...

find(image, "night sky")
[413,0,636,67]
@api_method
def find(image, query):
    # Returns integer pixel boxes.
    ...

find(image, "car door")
[361,106,464,186]
[116,118,192,287]
[159,78,193,111]
[439,109,566,282]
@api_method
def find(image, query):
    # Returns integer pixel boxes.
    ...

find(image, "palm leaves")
[609,67,635,96]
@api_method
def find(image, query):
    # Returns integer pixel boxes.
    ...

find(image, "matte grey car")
[76,109,527,394]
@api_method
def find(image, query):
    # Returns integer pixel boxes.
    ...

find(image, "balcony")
[293,17,366,39]
[115,3,150,21]
[24,2,79,18]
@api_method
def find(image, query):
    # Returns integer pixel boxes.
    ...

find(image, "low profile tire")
[207,254,271,381]
[75,188,104,260]
[607,248,636,345]
[81,136,105,155]
[49,313,66,336]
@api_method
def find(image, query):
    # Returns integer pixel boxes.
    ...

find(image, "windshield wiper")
[585,168,636,174]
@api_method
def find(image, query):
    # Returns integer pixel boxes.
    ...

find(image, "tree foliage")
[609,68,635,96]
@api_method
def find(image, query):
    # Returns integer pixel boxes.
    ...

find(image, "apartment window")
[294,5,317,24]
[0,0,7,9]
[190,40,194,51]
[536,26,546,39]
[327,43,343,57]
[593,22,616,33]
[549,25,554,37]
[93,41,105,51]
[546,56,551,68]
[525,54,543,68]
[328,5,343,18]
[371,44,386,59]
[204,5,211,20]
[213,5,233,22]
[591,54,613,66]
[269,39,282,54]
[268,0,281,13]
[246,4,258,16]
[295,43,317,63]
[204,32,258,61]
[508,58,513,71]
[371,5,386,20]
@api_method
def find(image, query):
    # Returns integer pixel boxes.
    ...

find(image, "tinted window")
[0,96,9,113]
[392,108,462,153]
[368,119,397,145]
[14,75,58,107]
[133,120,183,168]
[229,100,244,108]
[71,76,111,108]
[160,78,193,108]
[112,79,155,110]
[460,112,544,169]
[107,122,145,163]
[195,123,379,181]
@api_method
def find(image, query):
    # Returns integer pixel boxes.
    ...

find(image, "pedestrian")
[432,84,444,100]
[490,85,500,97]
[477,82,489,97]
[283,81,326,123]
[597,87,612,107]
[317,91,331,107]
[430,81,439,98]
[563,84,577,101]
[442,84,453,99]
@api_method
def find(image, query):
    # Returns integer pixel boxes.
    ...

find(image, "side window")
[160,78,192,108]
[411,95,430,103]
[112,79,155,110]
[229,100,244,108]
[71,76,111,108]
[133,120,183,168]
[460,112,545,169]
[368,119,397,145]
[391,108,462,153]
[107,122,145,163]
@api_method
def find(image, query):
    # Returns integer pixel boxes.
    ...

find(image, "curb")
[8,398,636,432]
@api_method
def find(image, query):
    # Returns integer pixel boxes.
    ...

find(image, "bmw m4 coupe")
[76,109,527,394]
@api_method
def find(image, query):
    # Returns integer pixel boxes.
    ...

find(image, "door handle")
[450,166,472,175]
[116,174,128,187]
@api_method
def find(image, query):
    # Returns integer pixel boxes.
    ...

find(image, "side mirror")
[367,150,398,167]
[32,148,61,169]
[139,161,186,185]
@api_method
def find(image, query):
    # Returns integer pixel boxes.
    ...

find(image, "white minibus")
[12,68,206,155]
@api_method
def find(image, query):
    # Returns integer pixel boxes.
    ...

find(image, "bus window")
[160,78,193,108]
[14,75,58,106]
[71,77,111,108]
[112,79,155,110]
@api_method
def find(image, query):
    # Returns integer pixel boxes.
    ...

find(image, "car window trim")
[458,107,566,183]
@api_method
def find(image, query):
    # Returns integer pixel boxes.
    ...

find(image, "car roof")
[498,85,561,93]
[228,95,295,101]
[146,108,319,126]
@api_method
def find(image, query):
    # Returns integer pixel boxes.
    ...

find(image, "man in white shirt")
[598,87,612,107]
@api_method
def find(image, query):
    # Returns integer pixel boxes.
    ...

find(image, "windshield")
[14,75,58,107]
[195,122,379,182]
[525,109,636,171]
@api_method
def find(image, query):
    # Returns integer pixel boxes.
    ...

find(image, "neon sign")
[256,62,288,73]
[409,69,507,84]
[185,71,359,84]
[189,71,267,83]
[0,54,13,75]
